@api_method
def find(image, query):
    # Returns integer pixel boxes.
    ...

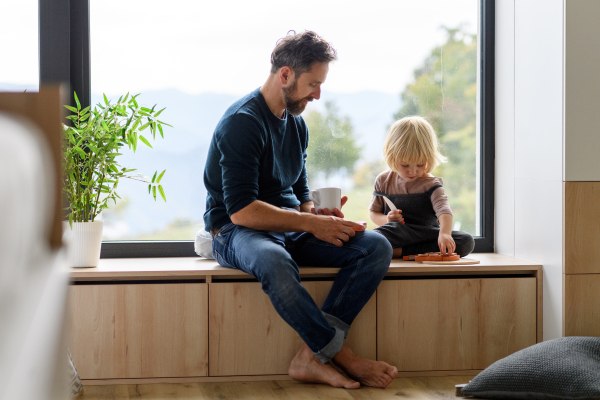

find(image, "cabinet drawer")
[69,283,208,379]
[209,281,376,376]
[377,277,537,371]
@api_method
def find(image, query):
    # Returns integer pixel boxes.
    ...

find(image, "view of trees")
[304,25,478,234]
[394,25,478,233]
[304,101,361,185]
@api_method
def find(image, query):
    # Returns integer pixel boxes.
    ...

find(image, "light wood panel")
[535,269,544,343]
[377,278,537,371]
[564,182,600,274]
[69,285,142,378]
[477,278,537,366]
[69,283,208,379]
[564,274,600,336]
[377,279,478,371]
[209,281,376,376]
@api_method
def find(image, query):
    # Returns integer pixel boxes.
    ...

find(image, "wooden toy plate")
[418,257,480,265]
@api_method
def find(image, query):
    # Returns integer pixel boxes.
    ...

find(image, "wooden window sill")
[69,253,541,283]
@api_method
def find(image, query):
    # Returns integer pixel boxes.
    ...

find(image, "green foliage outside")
[63,92,170,226]
[304,101,361,184]
[353,159,388,190]
[393,26,478,233]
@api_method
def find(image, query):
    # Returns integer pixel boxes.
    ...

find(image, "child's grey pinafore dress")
[372,184,474,257]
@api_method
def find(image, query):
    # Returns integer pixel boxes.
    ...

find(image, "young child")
[369,116,474,258]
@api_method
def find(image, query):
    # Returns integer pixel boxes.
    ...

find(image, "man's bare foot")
[289,344,360,389]
[332,345,398,388]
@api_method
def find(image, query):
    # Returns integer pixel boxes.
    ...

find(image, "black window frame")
[40,0,494,258]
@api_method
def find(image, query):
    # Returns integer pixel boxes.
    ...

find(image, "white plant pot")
[63,221,103,268]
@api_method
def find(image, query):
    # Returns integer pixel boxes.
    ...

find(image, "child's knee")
[454,231,475,256]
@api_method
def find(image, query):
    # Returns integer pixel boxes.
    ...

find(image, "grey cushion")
[462,337,600,399]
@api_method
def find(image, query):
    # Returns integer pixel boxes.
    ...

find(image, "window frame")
[40,0,494,257]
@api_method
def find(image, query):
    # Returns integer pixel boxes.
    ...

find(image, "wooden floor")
[78,376,477,399]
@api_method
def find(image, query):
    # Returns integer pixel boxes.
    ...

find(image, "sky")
[1,0,478,96]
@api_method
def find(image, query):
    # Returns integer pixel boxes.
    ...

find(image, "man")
[203,31,396,389]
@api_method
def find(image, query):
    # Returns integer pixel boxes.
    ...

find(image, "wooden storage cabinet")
[67,255,542,383]
[377,277,537,371]
[209,281,376,376]
[69,283,209,379]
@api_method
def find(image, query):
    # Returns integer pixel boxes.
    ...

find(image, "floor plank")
[78,376,476,400]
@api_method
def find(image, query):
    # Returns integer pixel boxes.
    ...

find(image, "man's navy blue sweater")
[203,88,311,231]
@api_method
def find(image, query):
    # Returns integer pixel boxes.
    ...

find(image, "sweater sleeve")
[217,114,263,216]
[291,121,310,204]
[369,174,385,213]
[431,185,453,218]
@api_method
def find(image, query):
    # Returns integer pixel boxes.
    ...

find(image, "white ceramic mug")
[309,187,342,213]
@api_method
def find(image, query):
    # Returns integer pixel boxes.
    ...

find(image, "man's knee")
[357,231,393,274]
[255,255,301,294]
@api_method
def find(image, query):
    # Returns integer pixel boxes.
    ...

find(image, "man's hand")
[306,196,366,246]
[386,209,404,223]
[311,196,348,218]
[309,215,364,247]
[438,232,456,255]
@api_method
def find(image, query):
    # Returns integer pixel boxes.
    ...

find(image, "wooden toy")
[353,221,367,231]
[404,252,460,262]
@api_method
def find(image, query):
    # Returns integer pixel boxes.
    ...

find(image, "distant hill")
[2,83,400,237]
[0,83,38,92]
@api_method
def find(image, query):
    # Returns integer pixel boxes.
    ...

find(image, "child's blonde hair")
[383,116,446,174]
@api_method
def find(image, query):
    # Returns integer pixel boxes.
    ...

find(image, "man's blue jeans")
[212,222,393,363]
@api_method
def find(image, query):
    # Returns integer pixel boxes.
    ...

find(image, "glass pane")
[0,1,39,92]
[91,0,479,241]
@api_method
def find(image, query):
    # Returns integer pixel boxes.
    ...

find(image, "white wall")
[564,0,600,181]
[495,0,564,340]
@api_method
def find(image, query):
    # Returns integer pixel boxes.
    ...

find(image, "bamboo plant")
[63,92,170,227]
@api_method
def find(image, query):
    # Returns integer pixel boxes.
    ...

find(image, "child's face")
[397,162,427,181]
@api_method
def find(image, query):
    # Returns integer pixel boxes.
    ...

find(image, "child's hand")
[387,209,404,224]
[438,232,456,255]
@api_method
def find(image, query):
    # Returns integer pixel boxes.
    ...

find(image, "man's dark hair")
[270,30,338,76]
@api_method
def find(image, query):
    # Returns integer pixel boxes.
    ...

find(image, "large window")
[0,1,39,92]
[40,0,494,256]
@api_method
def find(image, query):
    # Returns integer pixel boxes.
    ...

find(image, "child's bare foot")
[289,344,360,389]
[332,345,398,388]
[393,247,403,258]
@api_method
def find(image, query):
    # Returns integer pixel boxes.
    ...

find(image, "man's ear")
[279,66,294,86]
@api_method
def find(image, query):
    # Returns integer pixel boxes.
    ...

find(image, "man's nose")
[312,87,321,100]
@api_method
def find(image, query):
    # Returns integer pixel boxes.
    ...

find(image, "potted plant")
[62,92,170,267]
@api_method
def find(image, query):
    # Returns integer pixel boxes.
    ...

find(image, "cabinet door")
[377,278,536,371]
[209,281,376,376]
[69,283,208,379]
[565,274,600,336]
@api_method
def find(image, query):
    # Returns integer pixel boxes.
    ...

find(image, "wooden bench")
[68,253,542,385]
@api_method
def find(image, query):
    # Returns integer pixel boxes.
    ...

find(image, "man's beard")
[282,80,312,117]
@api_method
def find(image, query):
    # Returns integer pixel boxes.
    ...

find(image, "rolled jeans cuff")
[322,312,351,339]
[313,327,345,364]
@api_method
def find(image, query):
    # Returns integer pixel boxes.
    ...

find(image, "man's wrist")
[297,212,316,234]
[299,201,314,214]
